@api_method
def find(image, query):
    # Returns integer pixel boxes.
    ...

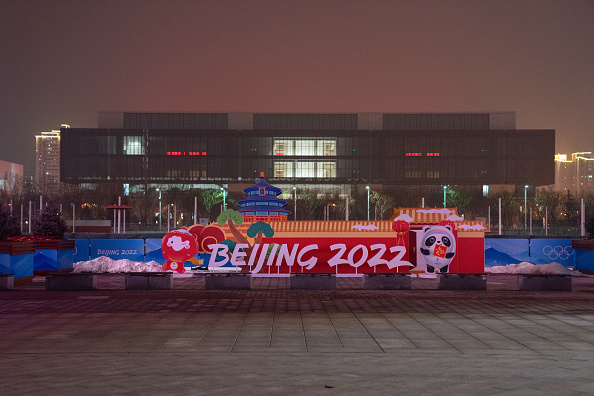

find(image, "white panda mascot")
[419,225,456,273]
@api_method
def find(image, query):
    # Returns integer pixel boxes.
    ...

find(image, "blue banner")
[73,239,90,263]
[484,238,529,267]
[145,238,165,264]
[0,254,10,274]
[530,239,575,267]
[90,239,145,261]
[11,253,34,278]
[575,251,594,272]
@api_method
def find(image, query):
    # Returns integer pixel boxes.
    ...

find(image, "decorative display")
[419,225,456,273]
[238,172,291,222]
[161,228,198,274]
[158,175,489,275]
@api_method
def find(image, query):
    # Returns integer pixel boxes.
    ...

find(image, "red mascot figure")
[161,228,198,274]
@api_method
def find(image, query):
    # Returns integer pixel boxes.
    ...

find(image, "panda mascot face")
[420,225,456,273]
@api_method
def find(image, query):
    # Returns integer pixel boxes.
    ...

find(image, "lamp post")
[157,188,161,231]
[524,185,528,231]
[157,188,162,231]
[443,186,447,208]
[71,203,75,233]
[220,187,226,211]
[293,186,297,221]
[366,186,370,221]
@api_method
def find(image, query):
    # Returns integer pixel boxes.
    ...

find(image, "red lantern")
[392,220,410,246]
[392,220,410,233]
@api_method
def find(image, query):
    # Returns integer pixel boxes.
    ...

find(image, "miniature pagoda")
[238,173,291,222]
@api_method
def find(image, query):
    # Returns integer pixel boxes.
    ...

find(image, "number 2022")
[328,244,411,269]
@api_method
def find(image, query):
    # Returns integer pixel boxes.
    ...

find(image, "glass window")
[123,136,145,155]
[273,139,336,156]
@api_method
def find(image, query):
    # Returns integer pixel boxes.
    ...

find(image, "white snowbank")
[458,224,486,230]
[485,262,583,276]
[352,224,378,230]
[73,256,164,273]
[394,214,414,223]
[72,257,587,277]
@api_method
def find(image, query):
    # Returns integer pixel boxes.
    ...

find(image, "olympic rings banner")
[529,239,574,267]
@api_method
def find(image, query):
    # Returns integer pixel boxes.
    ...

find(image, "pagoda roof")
[244,176,282,195]
[239,206,292,216]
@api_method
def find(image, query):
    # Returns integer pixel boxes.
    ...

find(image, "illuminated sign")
[207,237,412,274]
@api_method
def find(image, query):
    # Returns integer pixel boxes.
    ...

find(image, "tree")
[298,191,324,220]
[217,209,247,244]
[585,216,594,238]
[535,186,562,227]
[561,190,579,227]
[0,202,21,240]
[446,188,473,215]
[336,195,355,220]
[129,185,157,225]
[489,190,519,228]
[200,189,224,221]
[370,191,396,220]
[33,202,67,238]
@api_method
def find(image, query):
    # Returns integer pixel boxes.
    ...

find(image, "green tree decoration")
[33,203,67,239]
[0,202,21,240]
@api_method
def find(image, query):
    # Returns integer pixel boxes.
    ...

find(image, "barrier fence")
[72,235,587,270]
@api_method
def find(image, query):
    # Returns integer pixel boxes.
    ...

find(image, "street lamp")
[157,188,162,231]
[220,187,226,211]
[366,186,370,221]
[443,186,447,208]
[293,186,297,221]
[524,185,528,231]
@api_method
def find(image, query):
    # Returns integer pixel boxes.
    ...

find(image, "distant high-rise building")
[0,160,24,196]
[554,152,594,196]
[35,125,68,196]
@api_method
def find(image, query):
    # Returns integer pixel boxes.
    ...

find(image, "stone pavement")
[2,274,594,395]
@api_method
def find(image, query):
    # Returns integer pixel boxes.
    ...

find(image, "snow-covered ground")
[74,256,587,276]
[485,262,584,276]
[73,256,164,273]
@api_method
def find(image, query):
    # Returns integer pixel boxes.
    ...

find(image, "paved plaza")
[2,274,594,395]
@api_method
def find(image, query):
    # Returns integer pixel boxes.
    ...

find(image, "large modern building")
[60,112,554,197]
[0,160,24,196]
[36,125,69,196]
[555,152,594,196]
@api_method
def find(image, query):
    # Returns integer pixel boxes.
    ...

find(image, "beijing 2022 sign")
[207,237,413,274]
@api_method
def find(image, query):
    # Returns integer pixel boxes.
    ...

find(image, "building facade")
[0,160,24,196]
[36,126,68,196]
[61,112,554,197]
[555,152,594,196]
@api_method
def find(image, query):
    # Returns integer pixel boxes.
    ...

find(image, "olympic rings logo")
[542,245,574,261]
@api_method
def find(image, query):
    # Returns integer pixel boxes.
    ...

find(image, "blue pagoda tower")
[238,173,291,222]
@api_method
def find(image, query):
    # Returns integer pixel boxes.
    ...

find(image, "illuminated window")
[273,139,336,156]
[483,185,489,196]
[274,161,336,178]
[123,136,144,155]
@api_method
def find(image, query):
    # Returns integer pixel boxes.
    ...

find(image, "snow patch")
[458,224,486,231]
[447,215,464,221]
[485,262,583,276]
[394,214,414,223]
[73,256,164,273]
[417,208,452,214]
[352,224,378,231]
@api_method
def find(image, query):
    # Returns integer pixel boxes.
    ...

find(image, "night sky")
[1,0,593,177]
